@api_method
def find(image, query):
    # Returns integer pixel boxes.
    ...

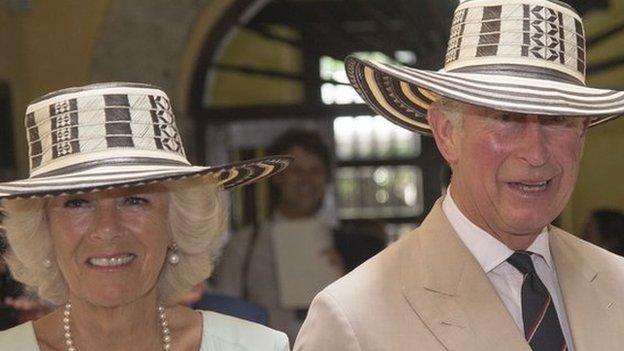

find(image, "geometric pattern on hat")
[346,0,624,135]
[0,82,292,199]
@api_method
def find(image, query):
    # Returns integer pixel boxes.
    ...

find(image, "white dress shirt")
[442,193,575,350]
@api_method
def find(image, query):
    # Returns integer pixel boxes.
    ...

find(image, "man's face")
[273,146,328,218]
[430,102,588,247]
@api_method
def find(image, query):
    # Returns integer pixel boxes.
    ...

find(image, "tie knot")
[507,251,535,274]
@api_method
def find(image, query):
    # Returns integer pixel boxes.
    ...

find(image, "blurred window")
[322,54,424,238]
[336,166,423,219]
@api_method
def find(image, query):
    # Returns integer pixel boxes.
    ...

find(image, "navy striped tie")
[507,251,567,351]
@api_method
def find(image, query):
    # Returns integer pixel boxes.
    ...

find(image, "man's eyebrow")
[483,110,521,118]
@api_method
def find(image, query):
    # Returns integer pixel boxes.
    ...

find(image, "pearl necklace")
[62,303,172,351]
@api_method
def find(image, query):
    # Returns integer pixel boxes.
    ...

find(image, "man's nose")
[91,201,123,241]
[517,120,550,167]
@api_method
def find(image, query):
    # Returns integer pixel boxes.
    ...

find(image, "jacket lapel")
[549,229,624,351]
[399,201,530,351]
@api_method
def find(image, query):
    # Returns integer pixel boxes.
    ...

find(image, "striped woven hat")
[0,83,291,199]
[346,0,624,134]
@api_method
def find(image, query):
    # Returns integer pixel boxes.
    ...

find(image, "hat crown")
[444,0,586,84]
[24,83,189,178]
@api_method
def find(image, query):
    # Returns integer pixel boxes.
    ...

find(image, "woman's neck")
[65,293,164,351]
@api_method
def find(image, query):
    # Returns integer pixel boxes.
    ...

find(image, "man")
[295,0,624,350]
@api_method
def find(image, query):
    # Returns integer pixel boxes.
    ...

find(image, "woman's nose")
[90,201,123,241]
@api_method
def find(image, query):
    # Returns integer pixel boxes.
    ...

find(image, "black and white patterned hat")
[0,83,291,199]
[346,0,624,134]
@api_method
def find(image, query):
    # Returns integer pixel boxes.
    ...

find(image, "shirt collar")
[442,188,553,273]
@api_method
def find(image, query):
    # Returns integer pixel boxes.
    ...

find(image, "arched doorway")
[189,0,454,235]
[187,0,624,234]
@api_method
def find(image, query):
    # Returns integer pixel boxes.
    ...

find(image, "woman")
[0,83,291,350]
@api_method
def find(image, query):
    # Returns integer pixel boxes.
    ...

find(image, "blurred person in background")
[215,128,384,343]
[0,208,20,330]
[584,209,624,256]
[215,128,341,343]
[181,280,270,326]
[0,205,49,330]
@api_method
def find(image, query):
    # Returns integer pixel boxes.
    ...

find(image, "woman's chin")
[75,289,138,308]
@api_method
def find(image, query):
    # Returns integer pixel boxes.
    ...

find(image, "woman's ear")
[427,103,461,166]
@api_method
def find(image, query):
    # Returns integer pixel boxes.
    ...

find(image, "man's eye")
[494,113,514,122]
[123,197,149,206]
[64,199,88,208]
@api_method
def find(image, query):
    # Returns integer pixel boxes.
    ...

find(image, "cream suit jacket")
[294,200,624,351]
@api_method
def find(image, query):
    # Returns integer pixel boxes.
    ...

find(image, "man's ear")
[427,103,461,166]
[580,117,591,137]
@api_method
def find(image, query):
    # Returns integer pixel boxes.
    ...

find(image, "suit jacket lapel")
[550,229,624,351]
[400,201,530,351]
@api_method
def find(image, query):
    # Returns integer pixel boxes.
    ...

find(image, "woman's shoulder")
[0,321,40,350]
[199,310,289,351]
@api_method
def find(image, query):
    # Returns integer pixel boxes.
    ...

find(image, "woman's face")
[46,184,170,307]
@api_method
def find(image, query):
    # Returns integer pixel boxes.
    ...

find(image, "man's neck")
[447,188,542,251]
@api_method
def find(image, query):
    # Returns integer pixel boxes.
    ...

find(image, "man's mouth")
[87,254,136,268]
[508,180,550,192]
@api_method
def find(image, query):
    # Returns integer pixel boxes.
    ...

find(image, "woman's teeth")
[88,254,135,267]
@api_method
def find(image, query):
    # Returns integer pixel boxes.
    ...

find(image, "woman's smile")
[86,253,137,270]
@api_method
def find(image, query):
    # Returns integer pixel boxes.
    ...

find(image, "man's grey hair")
[429,95,466,129]
[2,176,227,306]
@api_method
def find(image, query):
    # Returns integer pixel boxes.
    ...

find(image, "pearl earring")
[43,258,52,268]
[167,243,180,265]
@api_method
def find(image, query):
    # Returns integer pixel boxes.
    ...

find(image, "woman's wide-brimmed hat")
[346,0,624,134]
[0,83,291,199]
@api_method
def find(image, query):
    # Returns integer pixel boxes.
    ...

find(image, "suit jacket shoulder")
[295,200,527,351]
[296,201,624,351]
[551,225,624,277]
[548,226,624,350]
[295,227,445,350]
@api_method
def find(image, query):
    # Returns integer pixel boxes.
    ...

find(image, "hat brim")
[346,56,624,134]
[0,156,292,199]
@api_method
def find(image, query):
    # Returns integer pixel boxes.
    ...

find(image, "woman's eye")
[123,197,149,206]
[64,198,88,208]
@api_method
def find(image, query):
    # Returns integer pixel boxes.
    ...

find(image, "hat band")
[29,148,190,178]
[447,63,583,85]
[29,156,191,179]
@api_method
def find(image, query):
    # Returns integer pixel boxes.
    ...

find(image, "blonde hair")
[2,175,226,306]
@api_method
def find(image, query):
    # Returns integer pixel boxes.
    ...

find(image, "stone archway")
[90,0,246,157]
[91,0,217,93]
